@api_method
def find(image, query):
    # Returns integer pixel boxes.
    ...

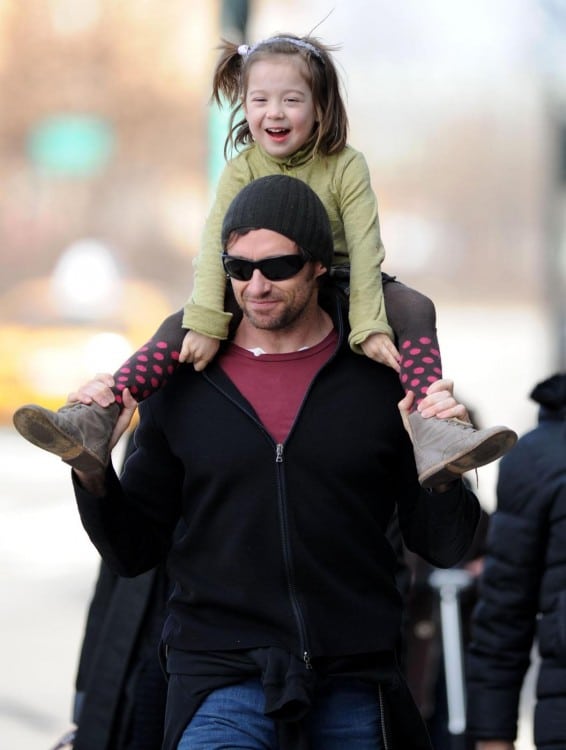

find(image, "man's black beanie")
[221,174,334,270]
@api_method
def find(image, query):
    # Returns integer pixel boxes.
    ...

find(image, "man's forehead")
[227,228,299,255]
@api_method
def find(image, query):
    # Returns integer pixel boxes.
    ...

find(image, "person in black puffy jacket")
[466,373,566,750]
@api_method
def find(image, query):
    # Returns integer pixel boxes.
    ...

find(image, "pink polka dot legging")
[381,275,443,408]
[110,275,441,412]
[111,310,185,407]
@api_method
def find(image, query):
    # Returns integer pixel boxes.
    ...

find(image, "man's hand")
[179,331,220,371]
[361,332,401,372]
[398,378,470,423]
[398,379,471,493]
[68,374,137,491]
[476,742,514,750]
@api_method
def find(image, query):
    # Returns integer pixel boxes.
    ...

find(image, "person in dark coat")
[49,433,171,750]
[403,507,489,750]
[72,560,168,750]
[466,373,566,750]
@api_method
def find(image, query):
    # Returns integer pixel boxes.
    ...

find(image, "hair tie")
[242,37,324,63]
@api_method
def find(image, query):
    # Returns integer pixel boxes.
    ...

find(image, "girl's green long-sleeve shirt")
[183,143,393,351]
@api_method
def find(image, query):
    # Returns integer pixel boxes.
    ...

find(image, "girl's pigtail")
[211,39,244,107]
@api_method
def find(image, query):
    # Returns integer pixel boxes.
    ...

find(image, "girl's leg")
[12,310,186,472]
[112,310,184,407]
[382,277,517,487]
[382,279,442,409]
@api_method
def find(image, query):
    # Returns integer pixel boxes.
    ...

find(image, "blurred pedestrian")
[403,507,489,750]
[466,373,566,750]
[49,433,170,750]
[71,560,168,750]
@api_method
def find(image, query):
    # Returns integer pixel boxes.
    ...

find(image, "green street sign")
[27,115,114,176]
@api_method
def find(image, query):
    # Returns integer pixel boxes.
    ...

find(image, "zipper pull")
[303,651,313,670]
[276,444,284,463]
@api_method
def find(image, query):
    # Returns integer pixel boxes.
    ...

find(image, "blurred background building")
[0,1,564,748]
[0,0,565,436]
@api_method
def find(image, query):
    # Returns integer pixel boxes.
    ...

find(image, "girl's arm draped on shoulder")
[181,157,252,339]
[339,150,394,351]
[179,330,220,370]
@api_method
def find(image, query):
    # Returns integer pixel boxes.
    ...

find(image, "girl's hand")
[180,331,220,371]
[361,333,401,372]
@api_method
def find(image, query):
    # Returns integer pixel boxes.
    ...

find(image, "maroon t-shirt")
[219,330,338,443]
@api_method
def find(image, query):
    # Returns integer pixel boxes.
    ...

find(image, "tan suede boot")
[12,401,120,472]
[405,411,517,488]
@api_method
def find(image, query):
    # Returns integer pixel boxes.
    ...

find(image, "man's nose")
[247,268,272,290]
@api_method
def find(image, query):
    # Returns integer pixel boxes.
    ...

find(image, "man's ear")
[313,262,328,280]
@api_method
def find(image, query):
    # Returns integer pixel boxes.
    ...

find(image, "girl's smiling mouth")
[266,128,290,141]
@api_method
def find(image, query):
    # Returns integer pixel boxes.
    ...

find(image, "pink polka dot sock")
[399,336,443,408]
[111,310,185,409]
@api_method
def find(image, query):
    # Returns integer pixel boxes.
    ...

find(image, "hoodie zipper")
[203,298,344,671]
[378,684,391,749]
[269,319,343,671]
[203,375,313,668]
[275,441,312,670]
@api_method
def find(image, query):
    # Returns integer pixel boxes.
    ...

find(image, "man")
[72,175,480,750]
[466,373,566,750]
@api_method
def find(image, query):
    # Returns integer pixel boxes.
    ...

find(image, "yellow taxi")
[0,273,175,425]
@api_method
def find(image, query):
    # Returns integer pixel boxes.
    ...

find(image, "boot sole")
[12,405,106,472]
[420,427,518,488]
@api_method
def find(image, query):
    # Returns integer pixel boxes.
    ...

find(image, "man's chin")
[242,306,286,330]
[243,300,280,322]
[243,313,279,330]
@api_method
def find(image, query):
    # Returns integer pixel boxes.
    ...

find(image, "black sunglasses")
[222,252,308,281]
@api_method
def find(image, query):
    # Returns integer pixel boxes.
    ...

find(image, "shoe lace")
[49,729,76,750]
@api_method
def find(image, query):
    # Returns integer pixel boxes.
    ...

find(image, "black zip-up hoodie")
[75,294,479,669]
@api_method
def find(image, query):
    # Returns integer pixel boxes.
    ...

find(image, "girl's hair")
[211,33,349,159]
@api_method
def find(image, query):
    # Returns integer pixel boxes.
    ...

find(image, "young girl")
[13,33,516,487]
